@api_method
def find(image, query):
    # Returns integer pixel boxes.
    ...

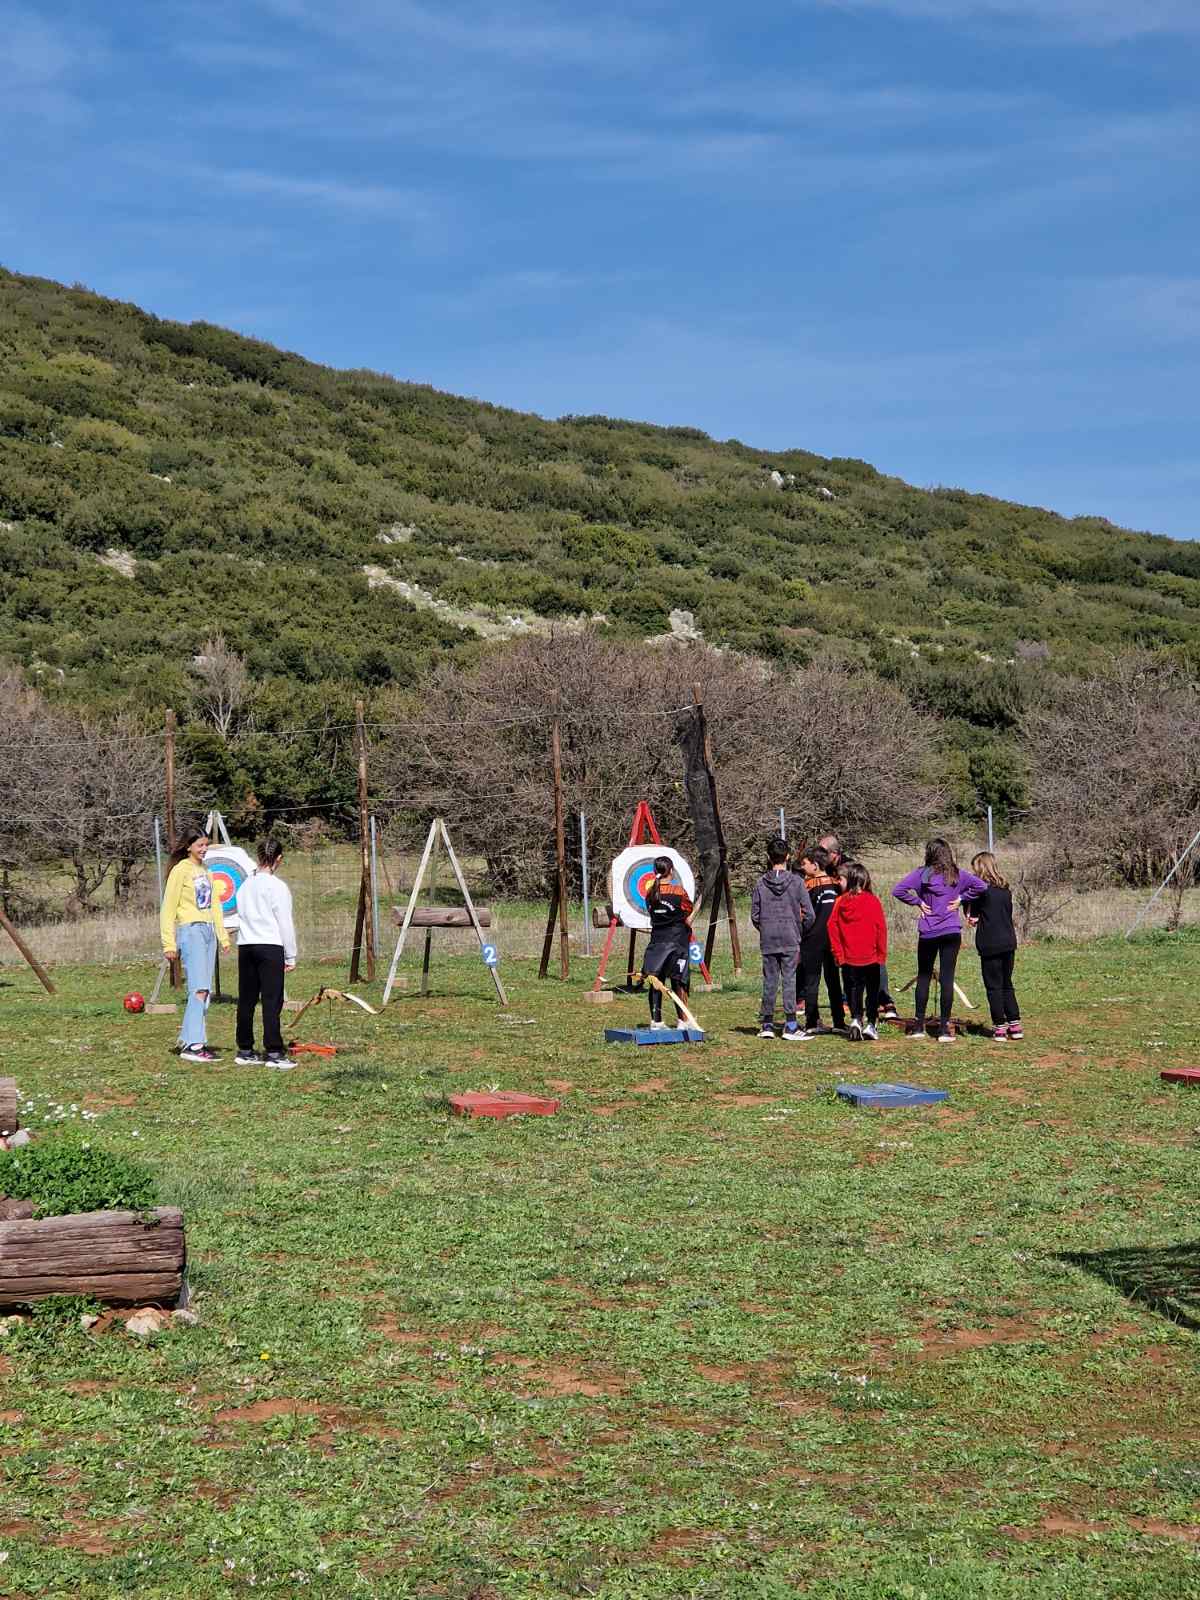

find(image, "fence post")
[779,806,786,838]
[987,806,994,853]
[581,811,592,957]
[153,815,165,904]
[370,814,381,958]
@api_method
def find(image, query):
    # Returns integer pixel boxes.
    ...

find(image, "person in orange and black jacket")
[819,832,899,1021]
[642,856,694,1028]
[796,844,845,1034]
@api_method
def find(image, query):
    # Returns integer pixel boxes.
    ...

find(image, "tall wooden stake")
[692,685,743,977]
[164,708,179,989]
[538,719,571,979]
[350,698,375,983]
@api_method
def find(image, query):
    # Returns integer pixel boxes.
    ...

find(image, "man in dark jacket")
[750,837,814,1040]
[819,832,899,1021]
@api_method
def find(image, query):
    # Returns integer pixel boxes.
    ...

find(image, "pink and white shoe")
[1008,1022,1024,1041]
[991,1025,1009,1043]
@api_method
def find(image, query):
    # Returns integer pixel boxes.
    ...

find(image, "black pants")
[644,938,689,1023]
[800,939,845,1028]
[843,963,881,1026]
[914,934,961,1025]
[237,943,285,1054]
[980,950,1020,1025]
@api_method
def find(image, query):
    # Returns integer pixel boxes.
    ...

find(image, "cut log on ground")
[0,1078,17,1138]
[0,1207,185,1308]
[391,906,493,928]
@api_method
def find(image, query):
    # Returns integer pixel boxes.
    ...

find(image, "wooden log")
[391,906,492,928]
[592,904,620,929]
[0,1078,17,1138]
[0,1207,185,1308]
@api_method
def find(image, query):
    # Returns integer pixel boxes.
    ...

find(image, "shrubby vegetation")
[3,266,1200,893]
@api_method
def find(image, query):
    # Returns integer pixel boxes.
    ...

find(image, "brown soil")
[915,1318,1053,1356]
[1128,1519,1200,1541]
[655,1409,726,1435]
[712,1094,777,1107]
[0,1519,39,1537]
[629,1077,670,1094]
[213,1398,331,1424]
[371,1316,433,1346]
[58,1517,121,1555]
[544,1079,574,1091]
[0,1409,25,1423]
[1004,1513,1112,1539]
[491,1359,629,1397]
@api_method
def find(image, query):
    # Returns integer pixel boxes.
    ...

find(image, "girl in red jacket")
[828,861,888,1042]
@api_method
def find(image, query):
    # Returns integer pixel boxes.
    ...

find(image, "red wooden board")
[1161,1068,1200,1086]
[449,1091,561,1119]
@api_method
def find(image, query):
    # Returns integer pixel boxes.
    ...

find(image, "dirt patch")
[492,1359,629,1397]
[712,1094,777,1108]
[0,1519,39,1537]
[58,1517,121,1555]
[645,1527,722,1565]
[591,1103,636,1116]
[915,1318,1053,1356]
[0,1409,25,1423]
[545,1079,574,1092]
[371,1316,433,1347]
[1004,1514,1112,1539]
[629,1077,670,1094]
[192,1480,238,1508]
[213,1398,331,1424]
[1128,1518,1200,1541]
[655,1409,727,1435]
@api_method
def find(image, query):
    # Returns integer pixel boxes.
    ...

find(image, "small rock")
[6,1130,32,1148]
[80,1313,100,1331]
[172,1308,200,1327]
[0,1198,34,1220]
[124,1308,171,1340]
[0,1313,29,1336]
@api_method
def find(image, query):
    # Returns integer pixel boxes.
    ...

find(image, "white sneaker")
[234,1051,265,1066]
[758,1025,776,1040]
[782,1023,806,1042]
[848,1019,863,1042]
[862,1023,879,1042]
[648,1020,667,1030]
[264,1051,297,1071]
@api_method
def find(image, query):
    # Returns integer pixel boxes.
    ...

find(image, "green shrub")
[0,1134,157,1218]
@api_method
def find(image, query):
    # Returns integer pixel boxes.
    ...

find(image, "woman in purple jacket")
[892,839,987,1042]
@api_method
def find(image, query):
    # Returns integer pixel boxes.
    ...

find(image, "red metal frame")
[589,801,712,991]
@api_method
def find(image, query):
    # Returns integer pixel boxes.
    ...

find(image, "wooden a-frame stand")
[584,800,720,1004]
[382,819,507,1007]
[0,907,55,995]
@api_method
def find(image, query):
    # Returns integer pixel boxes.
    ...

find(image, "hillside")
[3,265,1200,821]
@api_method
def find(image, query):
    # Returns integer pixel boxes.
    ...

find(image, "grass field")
[1,934,1199,1598]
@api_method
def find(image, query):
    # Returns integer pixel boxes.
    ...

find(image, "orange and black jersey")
[647,884,693,946]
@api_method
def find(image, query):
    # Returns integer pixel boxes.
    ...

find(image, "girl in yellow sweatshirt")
[160,824,230,1063]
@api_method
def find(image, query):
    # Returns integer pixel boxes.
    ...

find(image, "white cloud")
[184,164,439,223]
[811,0,1200,43]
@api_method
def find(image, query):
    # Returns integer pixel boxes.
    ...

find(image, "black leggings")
[237,943,285,1055]
[800,940,845,1028]
[914,934,961,1025]
[980,950,1020,1025]
[644,939,689,1023]
[843,963,880,1026]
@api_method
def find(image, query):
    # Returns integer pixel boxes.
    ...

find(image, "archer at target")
[636,854,696,1029]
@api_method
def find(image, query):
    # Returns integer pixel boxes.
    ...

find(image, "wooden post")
[537,718,571,980]
[165,709,179,989]
[420,834,439,995]
[0,909,55,995]
[349,699,375,983]
[692,685,743,977]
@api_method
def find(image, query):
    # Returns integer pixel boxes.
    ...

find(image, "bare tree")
[374,631,945,896]
[1024,653,1200,891]
[191,634,249,740]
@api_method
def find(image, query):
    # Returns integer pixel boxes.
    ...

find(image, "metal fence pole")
[153,815,165,903]
[778,806,786,838]
[369,814,381,959]
[987,806,994,853]
[580,811,592,957]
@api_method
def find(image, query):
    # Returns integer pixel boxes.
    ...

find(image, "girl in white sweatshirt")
[234,838,298,1070]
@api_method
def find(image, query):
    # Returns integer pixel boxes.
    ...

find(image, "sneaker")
[648,1020,667,1031]
[1008,1022,1024,1040]
[848,1019,863,1042]
[880,1004,900,1022]
[862,1022,879,1042]
[906,1022,927,1040]
[991,1025,1009,1044]
[758,1024,776,1040]
[179,1044,217,1063]
[809,1023,834,1036]
[782,1022,806,1042]
[937,1025,955,1044]
[264,1051,297,1071]
[235,1050,265,1066]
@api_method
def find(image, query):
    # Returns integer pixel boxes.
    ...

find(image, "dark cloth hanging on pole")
[674,708,721,905]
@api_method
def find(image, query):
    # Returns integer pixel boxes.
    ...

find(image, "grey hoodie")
[750,869,815,955]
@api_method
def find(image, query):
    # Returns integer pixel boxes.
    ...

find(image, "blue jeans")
[177,922,216,1045]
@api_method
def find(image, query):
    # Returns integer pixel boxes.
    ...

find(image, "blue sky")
[5,0,1198,536]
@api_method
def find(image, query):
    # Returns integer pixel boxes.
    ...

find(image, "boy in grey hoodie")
[750,837,815,1040]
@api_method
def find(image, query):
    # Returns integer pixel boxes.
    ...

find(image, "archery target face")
[203,845,256,931]
[609,846,695,933]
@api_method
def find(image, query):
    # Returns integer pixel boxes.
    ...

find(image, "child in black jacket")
[967,852,1023,1041]
[797,845,845,1034]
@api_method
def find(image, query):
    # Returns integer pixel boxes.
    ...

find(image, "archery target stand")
[382,819,507,1007]
[583,801,717,1006]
